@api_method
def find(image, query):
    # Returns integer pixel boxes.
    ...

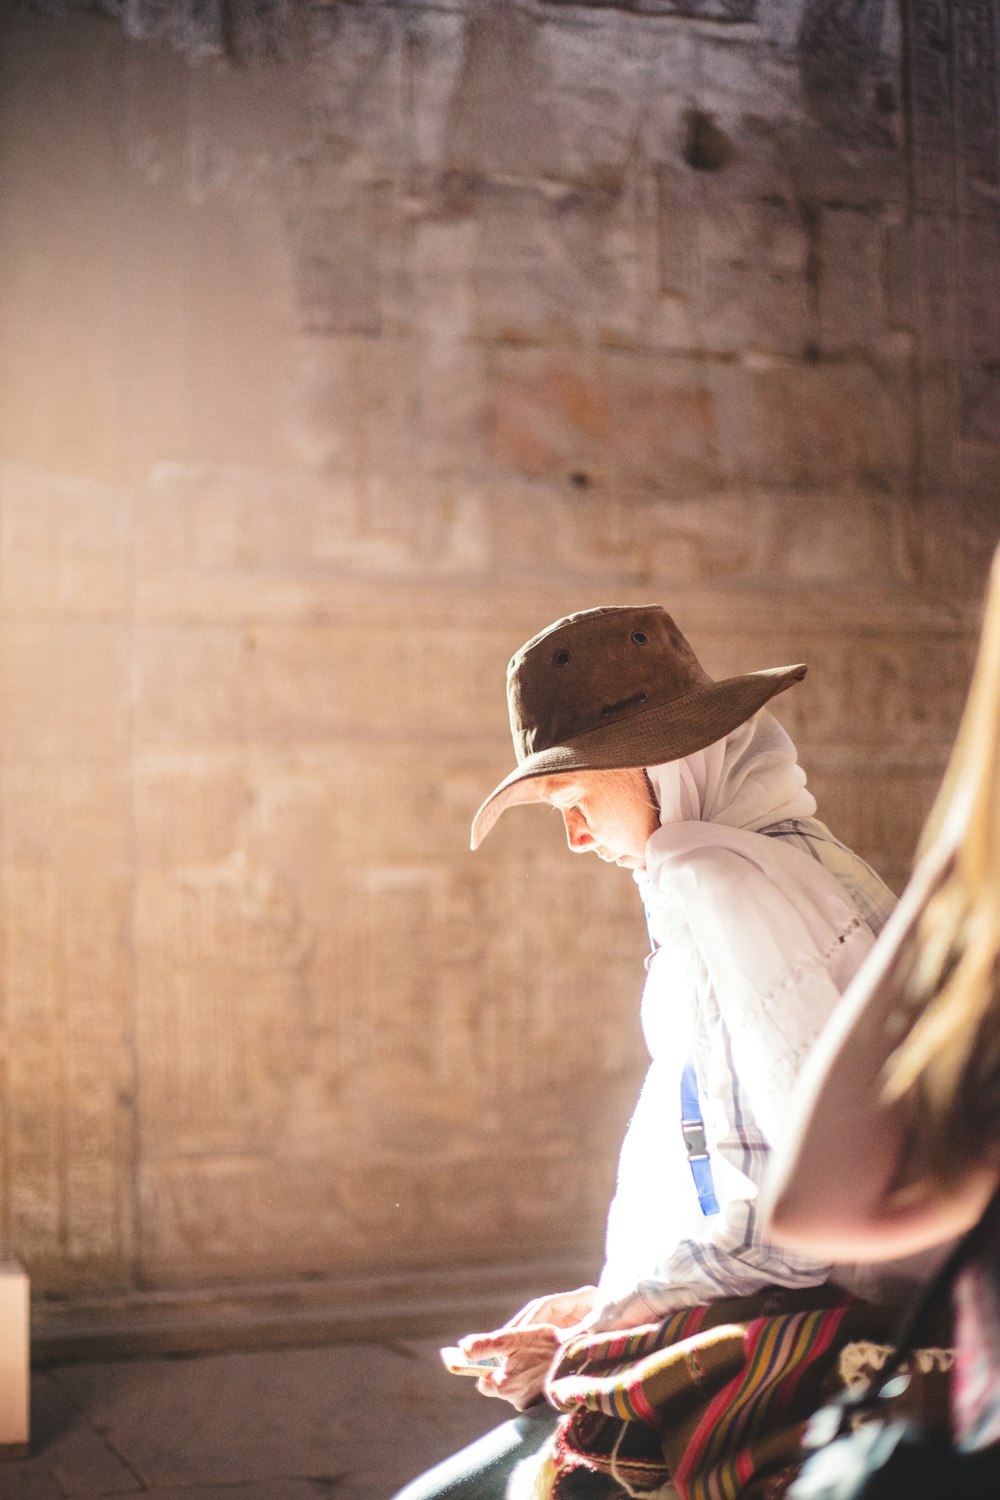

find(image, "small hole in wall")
[682,109,736,172]
[568,471,590,490]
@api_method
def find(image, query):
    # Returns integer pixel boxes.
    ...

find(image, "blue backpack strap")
[641,889,719,1218]
[680,1060,719,1217]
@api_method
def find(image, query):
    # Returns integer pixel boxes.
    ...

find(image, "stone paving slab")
[1,1339,502,1499]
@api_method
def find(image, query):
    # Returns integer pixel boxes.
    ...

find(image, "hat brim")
[470,663,807,849]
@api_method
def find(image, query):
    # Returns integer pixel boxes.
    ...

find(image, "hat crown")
[507,605,712,763]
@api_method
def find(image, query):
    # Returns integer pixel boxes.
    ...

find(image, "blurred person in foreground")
[393,603,916,1500]
[767,543,1000,1460]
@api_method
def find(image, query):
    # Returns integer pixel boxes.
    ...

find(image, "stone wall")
[0,0,996,1347]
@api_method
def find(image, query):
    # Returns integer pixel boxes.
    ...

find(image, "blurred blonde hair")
[882,546,1000,1185]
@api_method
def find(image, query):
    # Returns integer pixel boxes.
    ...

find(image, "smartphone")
[439,1345,503,1377]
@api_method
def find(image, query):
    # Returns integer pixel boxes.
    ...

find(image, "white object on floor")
[0,1261,29,1455]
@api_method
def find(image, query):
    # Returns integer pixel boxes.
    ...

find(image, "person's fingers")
[503,1296,548,1330]
[545,1287,598,1327]
[475,1372,506,1400]
[466,1326,562,1410]
[563,1307,601,1341]
[503,1286,598,1331]
[460,1325,555,1356]
[505,1382,544,1412]
[458,1330,512,1356]
[478,1364,545,1410]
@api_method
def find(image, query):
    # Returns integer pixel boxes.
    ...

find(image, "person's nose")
[562,808,594,853]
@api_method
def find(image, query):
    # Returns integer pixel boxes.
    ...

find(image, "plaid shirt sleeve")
[594,994,839,1329]
[594,1058,836,1328]
[759,817,897,939]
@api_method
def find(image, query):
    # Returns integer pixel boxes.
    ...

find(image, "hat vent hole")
[553,649,571,666]
[639,691,647,701]
[631,631,648,645]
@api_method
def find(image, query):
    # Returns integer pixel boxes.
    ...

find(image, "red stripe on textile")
[673,1307,841,1500]
[551,1307,713,1423]
[723,1314,811,1450]
[720,1305,845,1464]
[699,1317,787,1470]
[673,1336,750,1498]
[623,1375,661,1428]
[685,1306,708,1337]
[726,1303,849,1453]
[776,1305,844,1409]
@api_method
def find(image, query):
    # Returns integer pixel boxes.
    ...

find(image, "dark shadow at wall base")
[31,1253,598,1365]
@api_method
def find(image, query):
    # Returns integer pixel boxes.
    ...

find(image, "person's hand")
[457,1287,598,1410]
[501,1286,598,1332]
[459,1324,562,1410]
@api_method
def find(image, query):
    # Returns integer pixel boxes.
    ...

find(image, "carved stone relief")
[0,0,994,1324]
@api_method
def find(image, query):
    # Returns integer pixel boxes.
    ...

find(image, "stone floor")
[0,1338,505,1498]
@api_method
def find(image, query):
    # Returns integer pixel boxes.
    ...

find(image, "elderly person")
[394,603,897,1500]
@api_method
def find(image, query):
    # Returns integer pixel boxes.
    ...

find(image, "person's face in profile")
[535,770,658,870]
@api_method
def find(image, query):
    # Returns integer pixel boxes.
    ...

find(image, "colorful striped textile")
[543,1286,950,1500]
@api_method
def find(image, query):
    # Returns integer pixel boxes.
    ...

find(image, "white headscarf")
[647,710,816,833]
[637,710,874,1141]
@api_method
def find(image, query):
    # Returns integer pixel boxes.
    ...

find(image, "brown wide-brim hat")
[470,604,807,849]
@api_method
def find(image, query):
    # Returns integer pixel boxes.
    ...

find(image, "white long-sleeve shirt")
[592,816,897,1331]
